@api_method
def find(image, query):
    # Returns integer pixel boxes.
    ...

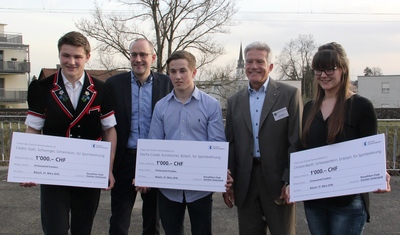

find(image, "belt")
[253,157,262,166]
[125,148,137,155]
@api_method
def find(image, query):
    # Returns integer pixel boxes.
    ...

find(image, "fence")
[0,118,399,171]
[378,119,400,171]
[0,116,25,162]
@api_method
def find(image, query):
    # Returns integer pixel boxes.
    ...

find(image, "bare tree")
[76,0,238,72]
[372,67,383,76]
[364,66,383,76]
[195,63,245,107]
[275,34,317,100]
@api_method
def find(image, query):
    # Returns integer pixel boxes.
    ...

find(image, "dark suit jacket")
[225,79,302,208]
[106,71,173,178]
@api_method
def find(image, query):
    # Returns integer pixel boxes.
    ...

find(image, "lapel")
[70,72,97,127]
[259,79,279,128]
[50,70,74,119]
[237,88,253,133]
[151,71,160,110]
[122,72,133,123]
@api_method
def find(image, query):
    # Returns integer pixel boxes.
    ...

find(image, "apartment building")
[0,23,30,108]
[358,75,400,108]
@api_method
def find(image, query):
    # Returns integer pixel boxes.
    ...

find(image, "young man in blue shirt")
[145,50,228,235]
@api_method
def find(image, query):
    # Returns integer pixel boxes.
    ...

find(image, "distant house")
[358,75,400,108]
[0,23,30,108]
[38,67,127,82]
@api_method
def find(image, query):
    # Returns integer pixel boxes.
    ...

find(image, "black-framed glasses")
[130,52,150,59]
[312,67,337,76]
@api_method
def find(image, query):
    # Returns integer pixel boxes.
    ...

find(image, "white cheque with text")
[135,139,228,192]
[7,132,111,188]
[290,134,387,202]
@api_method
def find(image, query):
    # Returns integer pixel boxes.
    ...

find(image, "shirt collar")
[248,77,269,94]
[61,71,85,87]
[131,71,153,84]
[191,86,201,100]
[170,86,200,101]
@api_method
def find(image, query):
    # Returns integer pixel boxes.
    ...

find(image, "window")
[382,82,390,93]
[0,78,4,98]
[0,50,3,71]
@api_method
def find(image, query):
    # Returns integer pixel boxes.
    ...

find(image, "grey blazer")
[225,78,302,208]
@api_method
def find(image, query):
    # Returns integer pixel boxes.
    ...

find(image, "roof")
[38,68,127,82]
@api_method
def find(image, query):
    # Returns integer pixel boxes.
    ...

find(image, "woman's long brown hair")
[301,42,352,147]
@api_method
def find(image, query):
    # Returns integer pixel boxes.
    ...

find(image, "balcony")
[0,33,23,44]
[0,60,31,73]
[0,89,27,102]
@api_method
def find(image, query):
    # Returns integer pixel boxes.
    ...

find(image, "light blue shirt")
[149,86,226,203]
[248,78,269,157]
[127,72,153,149]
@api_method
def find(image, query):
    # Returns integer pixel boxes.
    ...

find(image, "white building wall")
[3,74,27,89]
[279,80,301,93]
[3,50,26,61]
[358,75,400,108]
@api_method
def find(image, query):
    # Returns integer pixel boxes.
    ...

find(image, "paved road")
[0,166,399,234]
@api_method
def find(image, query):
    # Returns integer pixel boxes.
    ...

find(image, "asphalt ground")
[0,166,399,235]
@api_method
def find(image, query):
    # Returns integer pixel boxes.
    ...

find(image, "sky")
[1,0,399,81]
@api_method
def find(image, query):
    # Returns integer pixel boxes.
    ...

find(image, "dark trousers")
[110,149,160,235]
[158,192,212,235]
[40,185,101,235]
[237,165,295,235]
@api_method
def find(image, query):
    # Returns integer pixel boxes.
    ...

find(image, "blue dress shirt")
[248,78,269,157]
[127,72,153,149]
[149,86,226,203]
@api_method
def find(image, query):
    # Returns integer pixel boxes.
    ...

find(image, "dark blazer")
[27,69,115,140]
[225,79,302,208]
[106,71,173,178]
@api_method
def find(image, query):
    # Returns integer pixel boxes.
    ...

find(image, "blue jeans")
[304,194,367,235]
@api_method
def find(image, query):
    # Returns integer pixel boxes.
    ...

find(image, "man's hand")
[132,178,151,193]
[105,171,115,190]
[136,186,150,194]
[225,169,233,191]
[374,172,391,193]
[20,182,37,187]
[279,183,294,205]
[223,189,235,208]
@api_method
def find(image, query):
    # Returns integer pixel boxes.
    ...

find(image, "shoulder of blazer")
[36,73,57,87]
[105,71,131,85]
[89,75,105,86]
[151,71,173,91]
[229,87,247,102]
[151,71,170,81]
[270,78,298,93]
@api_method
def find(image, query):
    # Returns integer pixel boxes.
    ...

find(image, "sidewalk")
[0,166,399,234]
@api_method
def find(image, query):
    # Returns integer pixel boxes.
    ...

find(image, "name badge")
[273,107,289,121]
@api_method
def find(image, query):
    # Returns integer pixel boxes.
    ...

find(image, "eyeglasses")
[312,67,337,76]
[130,52,150,59]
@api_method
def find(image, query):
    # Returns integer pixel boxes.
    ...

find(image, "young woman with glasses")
[300,42,391,235]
